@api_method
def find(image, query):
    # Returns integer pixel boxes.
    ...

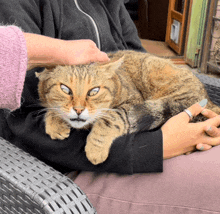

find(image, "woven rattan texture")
[196,73,220,106]
[0,138,97,214]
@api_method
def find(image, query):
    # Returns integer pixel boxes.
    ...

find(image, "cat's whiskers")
[92,108,120,122]
[44,107,68,119]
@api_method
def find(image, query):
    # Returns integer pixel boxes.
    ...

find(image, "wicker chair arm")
[0,137,97,214]
[196,73,220,106]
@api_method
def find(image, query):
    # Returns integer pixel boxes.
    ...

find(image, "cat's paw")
[85,136,110,165]
[46,123,71,140]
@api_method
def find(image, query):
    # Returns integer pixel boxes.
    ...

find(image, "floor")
[140,39,177,57]
[140,39,186,65]
[140,39,220,81]
[140,39,204,76]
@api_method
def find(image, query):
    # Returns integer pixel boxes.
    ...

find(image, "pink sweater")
[0,26,27,111]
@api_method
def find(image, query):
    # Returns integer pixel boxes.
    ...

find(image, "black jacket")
[0,0,163,174]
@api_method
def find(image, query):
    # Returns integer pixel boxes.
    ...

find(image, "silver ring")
[184,109,193,121]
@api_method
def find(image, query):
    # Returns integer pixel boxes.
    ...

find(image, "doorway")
[125,0,189,61]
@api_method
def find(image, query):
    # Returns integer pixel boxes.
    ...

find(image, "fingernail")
[199,146,204,151]
[201,109,206,114]
[199,99,208,107]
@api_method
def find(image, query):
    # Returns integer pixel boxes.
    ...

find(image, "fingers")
[187,99,208,117]
[86,40,110,62]
[95,51,110,62]
[205,115,220,128]
[196,143,212,151]
[195,116,220,152]
[194,123,220,153]
[202,123,220,146]
[65,39,110,65]
[204,135,220,146]
[205,125,220,137]
[201,108,218,119]
[179,99,207,123]
[205,126,220,137]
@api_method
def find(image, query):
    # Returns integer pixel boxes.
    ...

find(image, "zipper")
[74,0,101,50]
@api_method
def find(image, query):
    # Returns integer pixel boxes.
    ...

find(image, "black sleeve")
[107,129,163,174]
[132,129,163,173]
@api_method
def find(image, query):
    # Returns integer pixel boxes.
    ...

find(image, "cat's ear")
[98,56,124,70]
[35,68,50,80]
[35,71,41,79]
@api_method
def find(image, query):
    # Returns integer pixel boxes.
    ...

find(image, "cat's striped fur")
[36,50,220,165]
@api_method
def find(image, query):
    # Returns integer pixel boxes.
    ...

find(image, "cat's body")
[36,50,220,165]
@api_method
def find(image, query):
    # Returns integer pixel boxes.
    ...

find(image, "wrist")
[24,33,62,69]
[162,127,196,159]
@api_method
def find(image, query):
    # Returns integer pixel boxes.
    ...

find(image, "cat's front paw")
[85,135,111,165]
[46,122,71,140]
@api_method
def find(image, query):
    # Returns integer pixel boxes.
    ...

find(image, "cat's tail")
[130,99,185,132]
[131,98,220,133]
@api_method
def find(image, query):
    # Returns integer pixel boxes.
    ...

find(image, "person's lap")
[1,109,219,213]
[73,146,220,214]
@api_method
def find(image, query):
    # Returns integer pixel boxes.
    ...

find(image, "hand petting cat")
[24,33,109,70]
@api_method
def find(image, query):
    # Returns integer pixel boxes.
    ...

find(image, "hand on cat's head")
[27,39,110,70]
[61,40,110,65]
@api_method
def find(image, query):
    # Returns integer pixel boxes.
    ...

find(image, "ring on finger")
[184,109,193,121]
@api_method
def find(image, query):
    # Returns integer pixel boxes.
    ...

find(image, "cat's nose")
[74,107,84,116]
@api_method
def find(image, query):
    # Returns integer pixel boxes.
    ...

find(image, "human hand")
[162,100,220,159]
[24,32,109,69]
[58,39,109,65]
[196,109,220,151]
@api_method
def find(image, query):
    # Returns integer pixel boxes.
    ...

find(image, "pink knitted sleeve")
[0,26,28,111]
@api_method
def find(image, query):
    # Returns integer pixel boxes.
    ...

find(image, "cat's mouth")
[68,117,89,129]
[70,118,86,122]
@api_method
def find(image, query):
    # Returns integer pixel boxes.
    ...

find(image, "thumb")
[96,52,110,62]
[178,99,208,123]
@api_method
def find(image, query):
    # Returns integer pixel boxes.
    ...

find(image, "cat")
[36,50,220,165]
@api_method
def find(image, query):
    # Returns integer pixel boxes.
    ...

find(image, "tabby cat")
[36,50,220,165]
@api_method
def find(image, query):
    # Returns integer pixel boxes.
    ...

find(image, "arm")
[0,26,27,111]
[24,33,109,70]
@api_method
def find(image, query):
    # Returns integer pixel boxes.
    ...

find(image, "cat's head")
[36,57,123,129]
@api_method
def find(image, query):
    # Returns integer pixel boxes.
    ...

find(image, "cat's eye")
[88,87,100,96]
[61,84,72,95]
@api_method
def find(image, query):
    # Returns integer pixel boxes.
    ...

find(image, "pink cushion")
[74,145,220,214]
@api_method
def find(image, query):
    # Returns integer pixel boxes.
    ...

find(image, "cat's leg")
[85,109,129,165]
[45,110,71,140]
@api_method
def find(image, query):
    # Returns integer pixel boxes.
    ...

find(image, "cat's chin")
[68,120,90,129]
